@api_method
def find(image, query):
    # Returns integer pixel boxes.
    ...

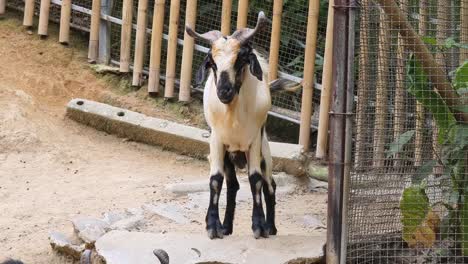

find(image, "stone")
[95,231,325,264]
[49,231,85,260]
[109,215,144,231]
[72,217,110,244]
[302,215,326,230]
[90,64,120,74]
[143,203,190,224]
[307,163,328,182]
[102,211,132,225]
[165,180,208,195]
[308,178,328,192]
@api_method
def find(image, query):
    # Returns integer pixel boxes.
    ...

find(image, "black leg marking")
[249,172,268,238]
[223,152,239,235]
[263,178,277,235]
[206,173,224,239]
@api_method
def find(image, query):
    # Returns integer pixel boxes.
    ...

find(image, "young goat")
[186,11,279,239]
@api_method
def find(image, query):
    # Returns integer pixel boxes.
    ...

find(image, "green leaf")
[406,54,456,137]
[401,186,430,244]
[386,130,415,158]
[422,36,437,46]
[401,186,429,228]
[452,60,468,90]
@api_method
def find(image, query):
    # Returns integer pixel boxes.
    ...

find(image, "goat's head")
[186,12,267,104]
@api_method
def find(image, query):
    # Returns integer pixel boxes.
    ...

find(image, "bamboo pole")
[414,0,427,166]
[120,0,133,72]
[164,0,180,99]
[132,0,149,86]
[237,0,249,29]
[23,0,35,27]
[59,0,72,44]
[268,0,283,81]
[354,0,370,168]
[221,0,232,35]
[376,0,468,122]
[0,0,5,16]
[315,0,334,159]
[88,0,101,62]
[461,0,468,63]
[179,0,197,102]
[394,1,406,166]
[148,0,166,95]
[298,0,319,151]
[433,0,450,174]
[372,9,390,168]
[38,0,51,37]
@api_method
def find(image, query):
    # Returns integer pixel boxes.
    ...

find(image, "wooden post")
[414,0,427,166]
[164,0,180,99]
[461,0,468,63]
[315,0,334,159]
[298,0,319,151]
[394,0,407,166]
[23,0,35,27]
[0,0,5,16]
[38,0,51,37]
[268,0,283,81]
[237,0,249,29]
[354,0,370,168]
[98,0,112,64]
[148,0,166,95]
[88,0,101,62]
[120,0,133,72]
[221,0,232,35]
[179,0,197,102]
[132,0,149,86]
[59,0,72,44]
[372,9,390,168]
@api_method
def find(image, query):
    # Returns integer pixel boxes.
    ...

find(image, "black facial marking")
[195,51,217,85]
[232,43,263,91]
[217,71,235,104]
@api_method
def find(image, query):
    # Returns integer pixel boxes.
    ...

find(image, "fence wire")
[347,0,468,263]
[6,0,328,125]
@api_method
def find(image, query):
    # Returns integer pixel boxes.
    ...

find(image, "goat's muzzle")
[217,71,236,104]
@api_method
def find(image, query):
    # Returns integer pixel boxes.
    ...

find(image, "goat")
[186,11,283,239]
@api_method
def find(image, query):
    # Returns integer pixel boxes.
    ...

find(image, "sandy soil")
[0,13,327,263]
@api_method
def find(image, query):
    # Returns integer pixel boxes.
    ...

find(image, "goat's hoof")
[252,225,270,239]
[222,227,233,236]
[265,224,277,236]
[207,221,225,239]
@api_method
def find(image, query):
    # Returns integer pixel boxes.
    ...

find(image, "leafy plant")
[389,60,468,253]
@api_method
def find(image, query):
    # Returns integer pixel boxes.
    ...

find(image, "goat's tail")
[269,78,302,94]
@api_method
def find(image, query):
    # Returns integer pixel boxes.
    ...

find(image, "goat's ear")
[248,53,263,81]
[195,55,212,85]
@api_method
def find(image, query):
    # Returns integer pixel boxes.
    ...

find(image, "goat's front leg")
[206,132,225,239]
[248,131,269,239]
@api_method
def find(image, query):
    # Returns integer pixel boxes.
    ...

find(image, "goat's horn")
[232,11,268,44]
[185,25,223,44]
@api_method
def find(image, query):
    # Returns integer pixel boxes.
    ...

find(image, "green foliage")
[397,61,468,253]
[406,53,456,141]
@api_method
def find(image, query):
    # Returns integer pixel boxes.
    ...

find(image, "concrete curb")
[66,98,308,176]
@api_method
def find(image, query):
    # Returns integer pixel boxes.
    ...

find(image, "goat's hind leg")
[261,133,277,235]
[222,152,239,235]
[206,133,225,239]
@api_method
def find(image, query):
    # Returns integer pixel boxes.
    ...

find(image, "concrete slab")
[66,98,308,176]
[95,230,325,264]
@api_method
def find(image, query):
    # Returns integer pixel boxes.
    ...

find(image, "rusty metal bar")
[327,0,349,263]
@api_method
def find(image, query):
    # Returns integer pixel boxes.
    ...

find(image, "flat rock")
[49,231,85,260]
[165,180,208,195]
[109,214,145,230]
[72,217,110,244]
[143,203,190,224]
[96,231,325,264]
[102,211,133,225]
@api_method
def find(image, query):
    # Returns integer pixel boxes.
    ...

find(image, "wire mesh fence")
[6,0,328,125]
[347,0,468,263]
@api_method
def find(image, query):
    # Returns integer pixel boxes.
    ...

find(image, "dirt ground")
[0,13,327,263]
